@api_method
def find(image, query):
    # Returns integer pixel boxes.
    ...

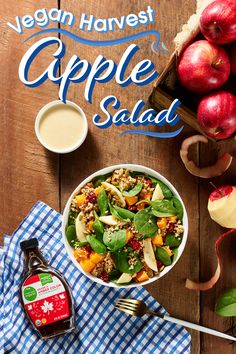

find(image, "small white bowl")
[62,164,188,288]
[35,100,88,154]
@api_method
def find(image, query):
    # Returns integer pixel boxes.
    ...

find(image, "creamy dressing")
[39,104,85,151]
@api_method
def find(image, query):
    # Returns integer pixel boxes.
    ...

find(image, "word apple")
[208,185,236,228]
[177,40,230,94]
[200,0,236,45]
[197,90,236,140]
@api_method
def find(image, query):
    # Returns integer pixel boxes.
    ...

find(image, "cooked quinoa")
[66,168,185,285]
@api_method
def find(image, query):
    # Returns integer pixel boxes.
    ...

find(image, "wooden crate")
[149,0,236,143]
[149,49,236,143]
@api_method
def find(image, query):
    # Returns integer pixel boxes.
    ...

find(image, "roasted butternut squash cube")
[136,270,149,282]
[80,259,96,273]
[125,196,138,206]
[75,194,87,207]
[152,234,163,246]
[157,218,167,229]
[90,251,104,264]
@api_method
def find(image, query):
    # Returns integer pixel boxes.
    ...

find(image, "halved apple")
[208,185,236,228]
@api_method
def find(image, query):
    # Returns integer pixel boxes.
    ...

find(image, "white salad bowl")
[62,164,188,288]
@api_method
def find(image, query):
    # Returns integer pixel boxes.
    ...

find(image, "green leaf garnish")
[155,247,172,266]
[215,289,236,317]
[134,208,158,237]
[103,229,127,252]
[122,182,142,197]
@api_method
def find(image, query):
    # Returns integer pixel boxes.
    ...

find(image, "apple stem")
[212,59,223,68]
[209,181,218,190]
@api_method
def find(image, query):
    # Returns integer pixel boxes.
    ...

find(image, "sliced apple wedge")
[143,238,158,272]
[116,273,133,284]
[99,215,120,226]
[152,184,164,201]
[75,212,87,242]
[101,182,126,207]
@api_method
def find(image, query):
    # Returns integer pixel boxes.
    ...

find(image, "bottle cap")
[20,238,39,250]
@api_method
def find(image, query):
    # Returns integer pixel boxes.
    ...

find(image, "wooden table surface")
[1,1,236,353]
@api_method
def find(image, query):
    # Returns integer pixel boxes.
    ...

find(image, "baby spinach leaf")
[152,210,175,218]
[134,208,158,237]
[215,289,236,317]
[66,225,77,248]
[109,202,122,220]
[108,269,122,281]
[103,229,127,252]
[122,182,143,197]
[93,212,104,242]
[165,234,182,248]
[98,189,109,216]
[87,234,107,254]
[148,177,173,199]
[150,200,177,216]
[112,205,135,221]
[155,247,172,266]
[75,241,88,247]
[114,249,142,275]
[172,248,178,262]
[93,175,107,187]
[68,210,79,226]
[172,197,183,221]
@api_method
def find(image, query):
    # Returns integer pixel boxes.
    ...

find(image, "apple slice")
[152,184,164,201]
[186,228,236,291]
[180,135,233,178]
[99,215,120,226]
[116,273,133,284]
[143,238,158,272]
[75,212,87,242]
[101,182,126,207]
[208,185,236,228]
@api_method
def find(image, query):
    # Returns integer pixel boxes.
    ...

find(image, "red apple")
[177,40,230,94]
[230,42,236,76]
[197,90,236,139]
[200,0,236,45]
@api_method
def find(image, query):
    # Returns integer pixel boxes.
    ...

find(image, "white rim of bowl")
[35,100,88,154]
[62,164,188,288]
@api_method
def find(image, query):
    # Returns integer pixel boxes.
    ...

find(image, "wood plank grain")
[0,1,59,239]
[60,1,200,353]
[199,140,236,354]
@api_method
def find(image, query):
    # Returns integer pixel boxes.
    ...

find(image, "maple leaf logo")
[41,300,54,314]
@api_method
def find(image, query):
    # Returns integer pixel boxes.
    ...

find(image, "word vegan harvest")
[7,6,155,34]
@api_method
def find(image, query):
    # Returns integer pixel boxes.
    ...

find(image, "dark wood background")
[1,1,236,353]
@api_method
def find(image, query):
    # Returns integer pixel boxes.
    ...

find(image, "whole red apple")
[200,0,236,45]
[230,42,236,76]
[177,40,230,94]
[197,90,236,139]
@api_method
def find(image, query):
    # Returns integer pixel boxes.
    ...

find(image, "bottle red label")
[22,273,70,328]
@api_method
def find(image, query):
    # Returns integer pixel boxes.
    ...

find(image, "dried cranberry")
[145,179,153,186]
[129,239,141,251]
[100,272,109,283]
[166,222,175,234]
[87,193,97,204]
[85,244,92,254]
[156,260,163,268]
[128,205,137,211]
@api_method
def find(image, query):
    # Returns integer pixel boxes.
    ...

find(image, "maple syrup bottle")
[20,238,75,339]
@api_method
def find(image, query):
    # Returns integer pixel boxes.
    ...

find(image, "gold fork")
[115,298,236,342]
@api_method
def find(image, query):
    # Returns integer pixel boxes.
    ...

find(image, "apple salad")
[65,168,184,285]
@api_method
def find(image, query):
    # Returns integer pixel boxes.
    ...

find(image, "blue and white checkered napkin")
[0,201,191,354]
